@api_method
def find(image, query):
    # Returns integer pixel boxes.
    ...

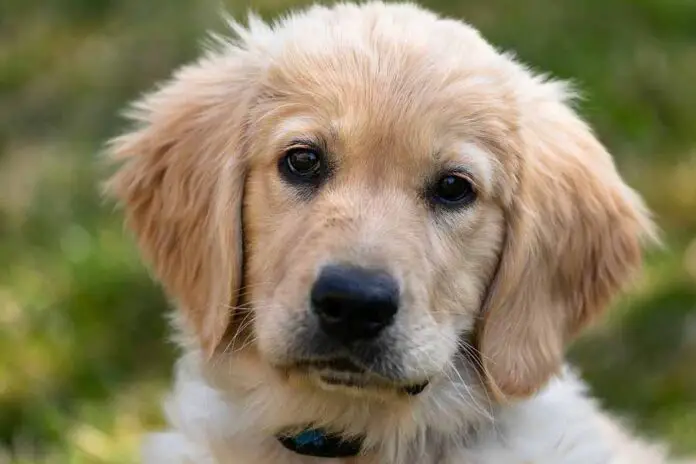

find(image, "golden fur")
[105,3,685,463]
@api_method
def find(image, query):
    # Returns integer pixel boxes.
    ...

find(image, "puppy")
[106,2,684,463]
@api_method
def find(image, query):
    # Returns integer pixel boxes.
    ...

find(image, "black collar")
[277,427,363,458]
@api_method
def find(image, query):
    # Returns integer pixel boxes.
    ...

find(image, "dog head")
[106,2,655,401]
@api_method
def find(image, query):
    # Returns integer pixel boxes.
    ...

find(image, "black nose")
[311,265,399,342]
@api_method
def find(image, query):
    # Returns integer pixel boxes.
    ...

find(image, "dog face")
[243,74,509,392]
[106,2,655,400]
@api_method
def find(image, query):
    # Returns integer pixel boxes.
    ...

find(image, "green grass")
[1,0,695,462]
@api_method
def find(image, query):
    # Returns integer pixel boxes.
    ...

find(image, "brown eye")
[432,173,476,207]
[281,148,323,183]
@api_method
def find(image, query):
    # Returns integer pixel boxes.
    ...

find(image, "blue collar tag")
[277,427,363,458]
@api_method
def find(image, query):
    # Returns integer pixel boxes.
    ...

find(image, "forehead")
[248,28,521,197]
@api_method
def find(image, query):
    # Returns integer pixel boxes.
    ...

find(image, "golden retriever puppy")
[105,2,686,463]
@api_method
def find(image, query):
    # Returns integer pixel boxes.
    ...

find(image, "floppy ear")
[105,46,258,356]
[479,86,657,399]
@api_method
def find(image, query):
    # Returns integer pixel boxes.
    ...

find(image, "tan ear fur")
[104,47,257,356]
[479,86,657,399]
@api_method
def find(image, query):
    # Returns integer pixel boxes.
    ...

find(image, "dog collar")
[277,427,363,458]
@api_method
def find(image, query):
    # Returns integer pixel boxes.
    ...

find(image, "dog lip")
[318,372,429,395]
[319,374,368,388]
[402,381,429,395]
[289,358,429,395]
[294,357,366,373]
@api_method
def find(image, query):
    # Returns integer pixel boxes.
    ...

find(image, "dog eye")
[432,173,476,207]
[281,148,323,183]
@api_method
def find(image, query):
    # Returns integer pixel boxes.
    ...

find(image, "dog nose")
[311,265,399,342]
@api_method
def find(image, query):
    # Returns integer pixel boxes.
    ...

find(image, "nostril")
[370,302,397,323]
[313,296,349,323]
[311,265,400,341]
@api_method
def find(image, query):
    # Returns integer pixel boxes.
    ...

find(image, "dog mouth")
[319,374,429,395]
[291,358,429,396]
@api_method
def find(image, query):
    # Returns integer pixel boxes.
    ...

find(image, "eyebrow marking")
[324,119,337,139]
[271,116,317,144]
[284,136,322,150]
[441,142,495,195]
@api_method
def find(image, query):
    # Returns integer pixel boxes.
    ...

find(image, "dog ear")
[478,85,657,399]
[105,46,258,357]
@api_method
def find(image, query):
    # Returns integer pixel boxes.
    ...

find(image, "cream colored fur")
[105,2,691,463]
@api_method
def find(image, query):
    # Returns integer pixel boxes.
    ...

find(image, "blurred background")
[1,0,695,462]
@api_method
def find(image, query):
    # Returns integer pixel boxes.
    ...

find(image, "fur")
[105,3,689,463]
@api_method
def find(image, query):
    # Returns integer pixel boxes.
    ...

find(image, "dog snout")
[311,265,399,342]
